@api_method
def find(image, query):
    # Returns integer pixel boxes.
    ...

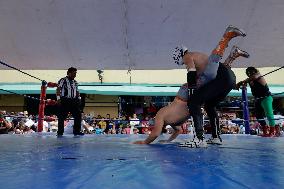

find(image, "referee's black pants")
[188,64,236,139]
[57,98,82,135]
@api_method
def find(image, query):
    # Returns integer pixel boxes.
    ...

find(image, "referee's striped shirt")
[58,77,79,99]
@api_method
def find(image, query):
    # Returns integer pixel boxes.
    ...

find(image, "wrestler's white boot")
[224,25,246,37]
[185,137,208,148]
[180,134,207,148]
[230,46,250,58]
[212,25,246,57]
[206,118,222,145]
[223,46,250,67]
[206,137,222,145]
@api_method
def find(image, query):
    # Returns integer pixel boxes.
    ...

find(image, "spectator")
[0,114,12,134]
[65,119,92,134]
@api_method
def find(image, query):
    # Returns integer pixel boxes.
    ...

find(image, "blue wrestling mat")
[0,134,284,189]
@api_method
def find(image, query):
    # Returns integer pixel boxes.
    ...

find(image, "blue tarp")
[0,134,284,189]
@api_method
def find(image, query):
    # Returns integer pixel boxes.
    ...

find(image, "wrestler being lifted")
[134,25,249,145]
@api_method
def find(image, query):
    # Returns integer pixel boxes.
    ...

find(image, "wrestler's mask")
[173,45,188,66]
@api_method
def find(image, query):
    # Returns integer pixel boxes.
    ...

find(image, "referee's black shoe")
[57,132,63,137]
[74,132,84,136]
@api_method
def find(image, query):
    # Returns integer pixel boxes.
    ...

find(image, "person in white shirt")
[129,113,140,134]
[65,119,92,134]
[34,121,49,132]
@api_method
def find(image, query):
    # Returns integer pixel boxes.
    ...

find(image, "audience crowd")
[0,110,283,136]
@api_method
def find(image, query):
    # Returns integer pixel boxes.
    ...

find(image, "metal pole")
[38,80,47,132]
[242,86,250,134]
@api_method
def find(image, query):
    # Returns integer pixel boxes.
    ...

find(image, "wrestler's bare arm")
[133,125,163,144]
[189,52,209,74]
[158,126,182,143]
[236,73,263,89]
[256,74,267,86]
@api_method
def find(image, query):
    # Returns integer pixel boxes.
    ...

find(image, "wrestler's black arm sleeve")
[187,71,197,107]
[187,71,197,92]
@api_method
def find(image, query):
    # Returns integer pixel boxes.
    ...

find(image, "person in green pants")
[237,67,279,137]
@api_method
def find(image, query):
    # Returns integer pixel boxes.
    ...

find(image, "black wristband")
[187,71,197,88]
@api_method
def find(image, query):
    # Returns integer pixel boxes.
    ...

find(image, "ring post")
[242,86,250,134]
[38,80,47,132]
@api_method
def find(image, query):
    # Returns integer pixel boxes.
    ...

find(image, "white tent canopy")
[0,0,283,70]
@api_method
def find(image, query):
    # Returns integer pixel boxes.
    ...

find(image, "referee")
[56,67,83,136]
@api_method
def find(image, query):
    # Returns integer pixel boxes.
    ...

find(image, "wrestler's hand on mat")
[133,140,146,144]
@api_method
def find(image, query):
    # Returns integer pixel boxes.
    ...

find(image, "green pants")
[261,96,275,127]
